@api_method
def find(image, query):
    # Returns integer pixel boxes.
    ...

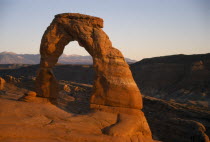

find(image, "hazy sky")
[0,0,209,60]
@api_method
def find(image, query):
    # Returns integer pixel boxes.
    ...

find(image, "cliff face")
[143,96,210,142]
[130,53,210,108]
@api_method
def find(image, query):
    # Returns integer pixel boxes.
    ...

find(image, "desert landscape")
[1,1,209,142]
[0,52,210,142]
[0,13,156,142]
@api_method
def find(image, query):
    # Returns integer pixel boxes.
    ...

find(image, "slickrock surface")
[0,83,157,142]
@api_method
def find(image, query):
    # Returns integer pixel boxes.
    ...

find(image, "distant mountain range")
[0,52,136,64]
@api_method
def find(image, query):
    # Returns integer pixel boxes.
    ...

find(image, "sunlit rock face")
[35,13,155,141]
[36,13,142,109]
[0,77,5,90]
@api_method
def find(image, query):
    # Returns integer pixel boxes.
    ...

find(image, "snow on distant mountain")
[0,52,136,64]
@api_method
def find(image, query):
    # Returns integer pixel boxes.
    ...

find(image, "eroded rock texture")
[36,13,142,109]
[35,13,154,141]
[0,77,5,90]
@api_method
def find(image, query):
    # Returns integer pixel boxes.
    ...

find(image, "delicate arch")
[36,13,142,109]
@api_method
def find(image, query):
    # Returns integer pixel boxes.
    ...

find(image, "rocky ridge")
[131,53,210,108]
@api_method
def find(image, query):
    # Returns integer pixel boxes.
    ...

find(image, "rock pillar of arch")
[36,13,143,110]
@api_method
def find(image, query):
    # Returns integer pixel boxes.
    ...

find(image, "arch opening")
[55,41,95,85]
[58,41,93,65]
[50,41,95,114]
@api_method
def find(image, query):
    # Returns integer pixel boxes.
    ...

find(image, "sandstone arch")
[36,13,142,109]
[35,13,155,141]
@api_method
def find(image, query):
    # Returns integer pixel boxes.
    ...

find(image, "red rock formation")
[5,75,20,83]
[63,84,71,93]
[35,13,154,141]
[0,77,5,90]
[36,13,142,109]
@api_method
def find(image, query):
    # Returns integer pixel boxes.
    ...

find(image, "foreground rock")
[18,91,51,103]
[0,84,158,142]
